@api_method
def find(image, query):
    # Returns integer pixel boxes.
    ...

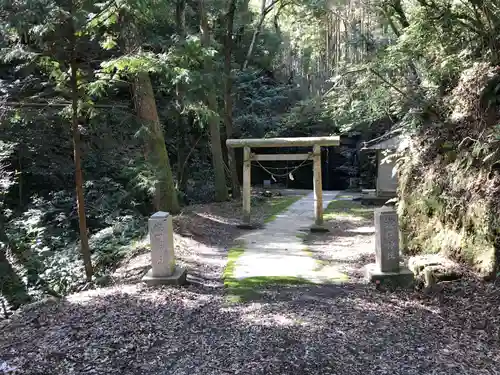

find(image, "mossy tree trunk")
[200,0,229,202]
[121,14,180,214]
[133,72,180,214]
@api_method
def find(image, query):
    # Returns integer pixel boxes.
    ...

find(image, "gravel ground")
[304,214,376,282]
[1,197,500,375]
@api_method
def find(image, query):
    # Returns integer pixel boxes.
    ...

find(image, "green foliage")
[273,97,336,136]
[3,176,148,295]
[233,70,303,137]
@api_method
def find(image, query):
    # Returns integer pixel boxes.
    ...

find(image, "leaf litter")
[1,199,500,375]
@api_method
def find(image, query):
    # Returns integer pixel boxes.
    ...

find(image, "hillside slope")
[398,63,500,278]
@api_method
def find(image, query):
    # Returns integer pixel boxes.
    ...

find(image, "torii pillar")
[226,136,340,232]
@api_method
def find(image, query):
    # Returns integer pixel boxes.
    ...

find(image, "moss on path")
[224,191,348,303]
[224,195,306,303]
[263,195,302,223]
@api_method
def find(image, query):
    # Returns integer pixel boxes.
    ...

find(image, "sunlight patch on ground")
[314,265,350,281]
[324,200,374,221]
[231,192,340,281]
[241,312,310,327]
[195,212,235,225]
[67,284,141,304]
[336,194,355,199]
[325,214,366,222]
[220,301,264,314]
[347,226,375,234]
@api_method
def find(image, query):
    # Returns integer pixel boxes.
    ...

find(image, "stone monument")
[365,206,414,288]
[142,211,187,286]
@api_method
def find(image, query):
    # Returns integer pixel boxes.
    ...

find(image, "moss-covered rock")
[409,255,462,287]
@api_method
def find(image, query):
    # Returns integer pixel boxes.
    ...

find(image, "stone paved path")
[233,191,342,282]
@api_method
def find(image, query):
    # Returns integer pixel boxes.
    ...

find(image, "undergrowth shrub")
[5,175,149,295]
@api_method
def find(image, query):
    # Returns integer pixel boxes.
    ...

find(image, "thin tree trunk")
[200,0,228,202]
[175,0,188,194]
[343,18,349,63]
[242,17,265,70]
[70,18,93,282]
[176,130,188,192]
[326,13,331,75]
[176,115,193,193]
[242,0,276,70]
[224,0,241,199]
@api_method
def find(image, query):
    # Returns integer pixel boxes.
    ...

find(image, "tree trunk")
[242,17,265,70]
[200,0,229,202]
[132,72,180,214]
[242,0,275,70]
[70,21,93,282]
[121,14,181,214]
[176,130,188,193]
[175,0,189,194]
[223,0,241,199]
[176,115,194,193]
[0,247,31,309]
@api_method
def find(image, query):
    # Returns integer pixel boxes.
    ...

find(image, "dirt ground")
[1,194,500,375]
[112,191,304,287]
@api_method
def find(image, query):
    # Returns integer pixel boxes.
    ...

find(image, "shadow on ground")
[113,195,306,287]
[7,196,496,374]
[1,279,499,375]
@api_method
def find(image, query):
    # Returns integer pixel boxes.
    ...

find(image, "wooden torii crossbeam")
[226,136,340,230]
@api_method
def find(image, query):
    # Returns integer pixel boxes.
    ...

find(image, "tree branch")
[242,0,292,70]
[368,68,407,97]
[2,101,129,109]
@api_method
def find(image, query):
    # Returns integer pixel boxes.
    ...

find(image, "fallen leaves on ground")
[2,198,500,375]
[1,280,499,375]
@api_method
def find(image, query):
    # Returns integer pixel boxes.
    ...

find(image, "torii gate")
[226,136,340,231]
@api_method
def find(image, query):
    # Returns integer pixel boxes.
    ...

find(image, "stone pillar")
[142,212,187,286]
[365,206,414,288]
[374,206,400,272]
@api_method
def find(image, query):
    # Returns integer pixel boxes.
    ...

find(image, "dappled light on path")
[233,191,341,282]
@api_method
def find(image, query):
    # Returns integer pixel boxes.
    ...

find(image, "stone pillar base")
[142,266,187,286]
[364,263,414,289]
